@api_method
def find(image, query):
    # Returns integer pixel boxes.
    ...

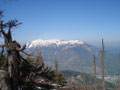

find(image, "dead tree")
[54,60,58,72]
[93,55,97,90]
[100,39,105,90]
[89,78,93,90]
[0,12,26,90]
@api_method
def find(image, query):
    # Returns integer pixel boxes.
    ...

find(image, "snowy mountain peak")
[26,39,85,48]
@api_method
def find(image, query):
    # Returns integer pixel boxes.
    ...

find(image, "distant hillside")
[60,70,116,89]
[60,70,89,78]
[105,51,120,75]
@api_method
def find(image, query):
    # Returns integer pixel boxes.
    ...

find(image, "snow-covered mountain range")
[26,39,84,48]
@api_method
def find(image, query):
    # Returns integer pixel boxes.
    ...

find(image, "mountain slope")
[105,51,120,75]
[26,39,100,74]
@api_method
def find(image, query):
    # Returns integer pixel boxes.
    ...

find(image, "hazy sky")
[0,0,120,46]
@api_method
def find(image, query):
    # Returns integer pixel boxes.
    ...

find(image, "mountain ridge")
[26,39,100,74]
[26,39,85,48]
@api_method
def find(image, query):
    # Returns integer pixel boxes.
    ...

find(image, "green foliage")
[105,81,116,89]
[53,71,66,86]
[17,54,66,89]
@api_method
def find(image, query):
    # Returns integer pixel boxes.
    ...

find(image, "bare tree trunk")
[0,14,26,90]
[7,50,20,90]
[89,78,92,90]
[100,39,105,90]
[93,55,97,90]
[55,60,58,72]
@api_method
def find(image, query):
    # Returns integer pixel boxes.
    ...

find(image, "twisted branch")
[16,44,26,51]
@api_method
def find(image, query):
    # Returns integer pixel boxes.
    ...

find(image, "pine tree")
[0,11,25,90]
[0,11,66,90]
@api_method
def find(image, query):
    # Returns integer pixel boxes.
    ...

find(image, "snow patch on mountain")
[26,39,84,48]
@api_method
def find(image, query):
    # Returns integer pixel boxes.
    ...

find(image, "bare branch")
[8,26,11,36]
[20,55,29,64]
[22,51,36,57]
[4,19,22,38]
[16,44,26,51]
[0,10,3,19]
[6,19,22,29]
[0,21,7,37]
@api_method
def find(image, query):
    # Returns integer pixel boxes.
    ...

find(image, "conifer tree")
[0,11,66,90]
[0,10,25,90]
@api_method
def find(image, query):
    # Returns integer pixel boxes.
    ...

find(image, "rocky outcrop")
[0,70,11,90]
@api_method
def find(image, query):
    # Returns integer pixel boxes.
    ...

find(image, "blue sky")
[0,0,120,46]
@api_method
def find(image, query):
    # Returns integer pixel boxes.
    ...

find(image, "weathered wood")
[0,70,11,90]
[100,39,105,90]
[0,19,24,90]
[93,55,97,90]
[7,44,22,90]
